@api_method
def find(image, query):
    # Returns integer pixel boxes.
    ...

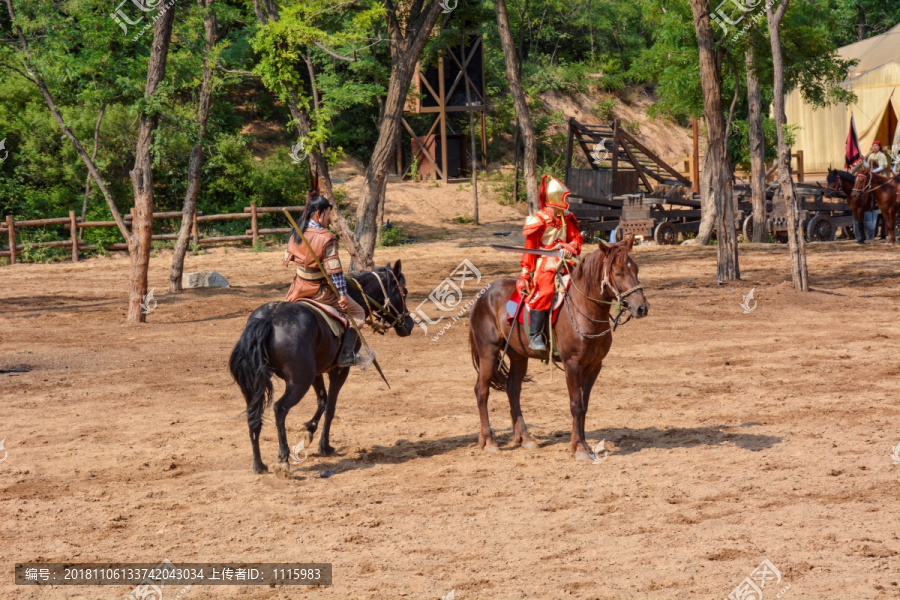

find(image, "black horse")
[229,260,415,474]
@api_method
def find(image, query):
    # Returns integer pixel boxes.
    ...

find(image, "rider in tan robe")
[283,194,365,367]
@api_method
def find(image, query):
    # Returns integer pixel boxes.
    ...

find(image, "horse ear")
[597,238,609,251]
[392,259,402,275]
[623,233,636,249]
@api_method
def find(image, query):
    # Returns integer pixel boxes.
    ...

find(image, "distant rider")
[517,175,583,351]
[851,141,889,240]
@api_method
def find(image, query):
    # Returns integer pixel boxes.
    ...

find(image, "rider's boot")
[337,328,359,367]
[528,309,549,352]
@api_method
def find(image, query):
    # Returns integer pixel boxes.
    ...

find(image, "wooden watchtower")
[395,29,487,182]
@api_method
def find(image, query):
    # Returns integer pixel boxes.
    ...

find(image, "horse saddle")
[506,274,570,326]
[298,299,348,337]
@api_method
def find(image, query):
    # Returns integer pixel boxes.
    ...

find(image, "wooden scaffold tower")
[395,28,488,183]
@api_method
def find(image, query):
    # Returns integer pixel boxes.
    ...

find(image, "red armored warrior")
[517,175,583,351]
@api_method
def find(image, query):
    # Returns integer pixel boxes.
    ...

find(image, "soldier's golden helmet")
[540,176,570,210]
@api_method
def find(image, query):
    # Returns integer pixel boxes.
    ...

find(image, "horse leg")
[580,367,602,452]
[564,363,592,460]
[273,380,312,473]
[852,206,866,244]
[301,375,328,448]
[249,421,267,474]
[475,348,500,452]
[319,367,350,457]
[506,355,537,449]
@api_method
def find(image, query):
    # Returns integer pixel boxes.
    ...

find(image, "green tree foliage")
[0,0,896,250]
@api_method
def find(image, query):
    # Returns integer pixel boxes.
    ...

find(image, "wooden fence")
[1,202,306,264]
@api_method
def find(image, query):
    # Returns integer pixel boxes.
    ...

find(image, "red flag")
[845,115,862,169]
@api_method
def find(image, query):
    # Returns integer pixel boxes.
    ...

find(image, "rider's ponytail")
[293,190,333,242]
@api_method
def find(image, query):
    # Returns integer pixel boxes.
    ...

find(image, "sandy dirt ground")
[3,181,900,599]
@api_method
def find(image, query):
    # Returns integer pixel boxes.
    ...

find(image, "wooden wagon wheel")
[805,213,835,242]
[653,221,678,245]
[741,215,754,242]
[579,221,595,244]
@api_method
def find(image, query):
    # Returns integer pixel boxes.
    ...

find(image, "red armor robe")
[521,208,583,311]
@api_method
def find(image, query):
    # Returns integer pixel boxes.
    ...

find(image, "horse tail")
[229,316,275,431]
[469,324,509,391]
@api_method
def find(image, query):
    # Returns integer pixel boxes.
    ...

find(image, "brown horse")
[851,171,900,244]
[469,235,650,461]
[827,167,866,243]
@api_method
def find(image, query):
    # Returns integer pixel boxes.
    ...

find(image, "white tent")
[784,22,900,173]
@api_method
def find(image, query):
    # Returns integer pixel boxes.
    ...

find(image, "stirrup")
[529,335,547,351]
[338,351,358,368]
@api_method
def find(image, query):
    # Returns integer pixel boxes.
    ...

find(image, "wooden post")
[692,117,701,194]
[5,215,15,265]
[438,56,448,184]
[192,211,199,248]
[796,149,804,183]
[611,119,619,182]
[250,201,259,247]
[69,210,79,263]
[480,112,487,169]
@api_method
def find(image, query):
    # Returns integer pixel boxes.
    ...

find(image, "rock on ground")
[182,271,229,288]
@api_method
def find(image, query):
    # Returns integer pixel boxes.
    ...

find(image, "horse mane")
[831,169,855,183]
[577,244,626,297]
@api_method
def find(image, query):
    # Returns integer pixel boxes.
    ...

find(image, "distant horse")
[229,260,415,474]
[469,235,650,461]
[827,167,867,242]
[851,171,900,244]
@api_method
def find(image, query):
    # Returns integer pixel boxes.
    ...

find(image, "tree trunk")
[496,0,539,214]
[81,101,108,240]
[695,154,718,244]
[767,0,808,291]
[170,0,217,293]
[857,6,867,41]
[127,2,177,322]
[690,0,739,280]
[463,30,479,225]
[354,0,444,269]
[745,46,767,243]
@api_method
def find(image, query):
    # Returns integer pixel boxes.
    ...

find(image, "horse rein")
[852,173,899,197]
[349,269,410,333]
[560,246,642,337]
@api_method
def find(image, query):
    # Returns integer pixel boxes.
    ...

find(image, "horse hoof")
[252,462,268,475]
[574,450,593,461]
[301,431,313,448]
[520,439,538,450]
[274,461,291,477]
[483,442,500,453]
[319,445,336,457]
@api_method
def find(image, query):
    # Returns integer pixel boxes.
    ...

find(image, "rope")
[347,269,409,333]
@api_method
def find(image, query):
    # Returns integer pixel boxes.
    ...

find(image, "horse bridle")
[349,268,411,333]
[561,245,643,337]
[599,246,644,305]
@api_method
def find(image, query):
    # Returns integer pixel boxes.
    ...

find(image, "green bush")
[19,228,65,263]
[595,98,617,122]
[379,224,409,247]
